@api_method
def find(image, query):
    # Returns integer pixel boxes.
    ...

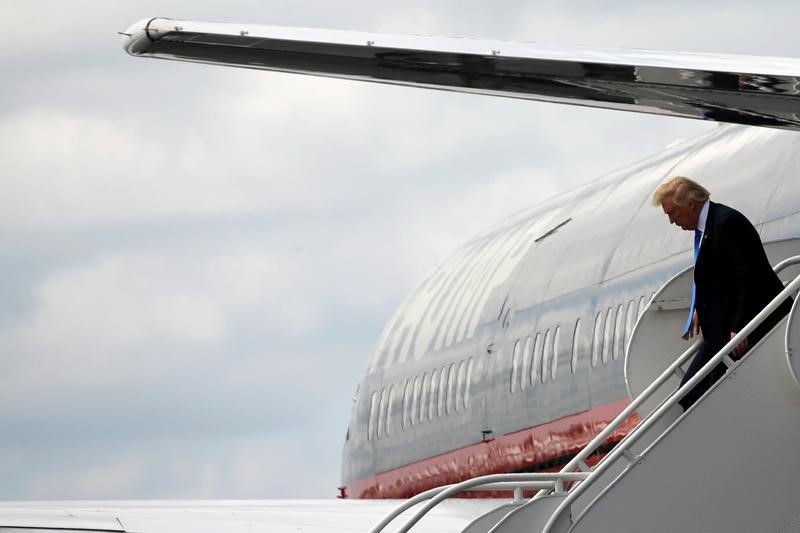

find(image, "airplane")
[4,15,800,533]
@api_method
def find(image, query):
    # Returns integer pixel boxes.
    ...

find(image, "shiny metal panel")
[123,18,800,130]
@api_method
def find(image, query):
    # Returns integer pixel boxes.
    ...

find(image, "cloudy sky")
[1,1,798,500]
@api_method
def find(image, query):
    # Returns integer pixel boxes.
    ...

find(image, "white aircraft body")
[3,16,800,533]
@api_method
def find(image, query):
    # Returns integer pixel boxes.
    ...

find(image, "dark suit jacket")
[694,201,789,348]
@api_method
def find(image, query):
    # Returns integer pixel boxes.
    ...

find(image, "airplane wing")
[0,499,497,533]
[121,18,800,130]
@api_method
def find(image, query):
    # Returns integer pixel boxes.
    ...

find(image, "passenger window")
[456,360,467,412]
[638,295,648,317]
[447,362,457,414]
[532,333,542,384]
[412,376,422,426]
[429,369,439,421]
[368,391,378,441]
[603,307,615,364]
[465,358,474,409]
[402,379,412,430]
[614,304,625,360]
[592,311,603,367]
[511,339,521,394]
[377,388,387,439]
[542,329,552,383]
[522,336,533,391]
[420,373,429,424]
[626,300,637,344]
[552,326,561,380]
[438,365,448,418]
[386,385,396,436]
[571,319,581,374]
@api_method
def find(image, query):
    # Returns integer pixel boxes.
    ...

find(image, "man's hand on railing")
[682,310,701,340]
[730,331,749,359]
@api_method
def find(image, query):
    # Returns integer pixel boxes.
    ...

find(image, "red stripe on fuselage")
[344,399,637,499]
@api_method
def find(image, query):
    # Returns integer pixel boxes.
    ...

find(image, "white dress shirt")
[697,199,710,248]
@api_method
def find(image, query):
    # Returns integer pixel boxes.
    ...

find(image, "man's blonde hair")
[651,176,710,206]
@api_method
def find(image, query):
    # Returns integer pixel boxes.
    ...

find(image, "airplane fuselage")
[340,123,800,498]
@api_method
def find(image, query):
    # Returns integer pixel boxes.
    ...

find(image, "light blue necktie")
[684,229,703,335]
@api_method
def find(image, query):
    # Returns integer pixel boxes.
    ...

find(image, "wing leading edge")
[122,17,800,130]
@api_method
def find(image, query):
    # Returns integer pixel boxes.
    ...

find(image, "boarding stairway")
[370,255,800,533]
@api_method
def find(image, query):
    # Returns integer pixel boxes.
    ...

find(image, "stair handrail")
[485,338,700,533]
[541,265,800,533]
[528,254,800,503]
[367,472,589,533]
[366,480,574,533]
[771,255,800,273]
[549,339,699,475]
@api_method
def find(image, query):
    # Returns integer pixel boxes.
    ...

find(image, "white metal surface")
[485,495,570,533]
[460,503,521,533]
[0,500,496,533]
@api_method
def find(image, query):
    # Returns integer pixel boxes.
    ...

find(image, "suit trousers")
[678,297,793,411]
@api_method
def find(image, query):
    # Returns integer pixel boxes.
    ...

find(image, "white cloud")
[0,253,224,392]
[0,234,380,395]
[0,109,231,231]
[9,428,341,499]
[73,456,148,496]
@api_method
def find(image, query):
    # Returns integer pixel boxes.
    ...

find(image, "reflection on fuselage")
[340,124,800,499]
